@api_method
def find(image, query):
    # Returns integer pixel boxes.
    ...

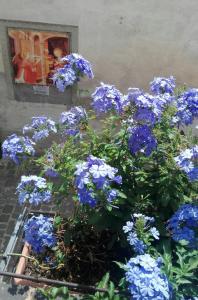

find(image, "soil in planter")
[24,221,131,286]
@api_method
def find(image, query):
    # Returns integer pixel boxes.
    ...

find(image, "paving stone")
[0,223,8,230]
[6,220,16,233]
[2,205,14,214]
[0,214,11,222]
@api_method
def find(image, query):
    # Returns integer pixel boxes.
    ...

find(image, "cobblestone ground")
[0,160,23,253]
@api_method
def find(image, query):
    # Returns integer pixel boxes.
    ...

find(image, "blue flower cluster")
[128,89,174,125]
[52,66,76,92]
[2,134,35,164]
[125,254,171,300]
[150,76,176,95]
[123,214,159,254]
[74,155,122,207]
[126,86,174,157]
[23,116,57,141]
[16,175,52,206]
[24,214,56,254]
[65,53,94,79]
[175,88,198,125]
[59,106,87,136]
[53,53,93,92]
[175,146,198,181]
[167,203,198,249]
[128,125,157,156]
[91,82,128,115]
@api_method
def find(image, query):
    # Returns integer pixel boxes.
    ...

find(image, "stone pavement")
[0,160,23,253]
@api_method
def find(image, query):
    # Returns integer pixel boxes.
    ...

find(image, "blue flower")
[64,53,94,79]
[107,189,117,202]
[74,155,122,207]
[24,214,56,254]
[53,53,93,92]
[2,134,35,164]
[150,76,176,95]
[125,254,171,299]
[127,89,174,125]
[175,88,198,125]
[127,232,147,254]
[16,175,52,206]
[134,107,157,126]
[91,82,126,115]
[23,116,57,141]
[123,214,159,255]
[52,65,77,92]
[42,151,59,178]
[128,125,157,156]
[167,203,198,249]
[150,227,160,240]
[59,106,87,136]
[174,146,198,182]
[77,187,97,207]
[123,221,134,233]
[45,168,59,178]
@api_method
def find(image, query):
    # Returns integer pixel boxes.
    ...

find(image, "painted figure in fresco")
[13,53,41,84]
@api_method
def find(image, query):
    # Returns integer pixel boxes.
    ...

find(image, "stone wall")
[0,0,198,136]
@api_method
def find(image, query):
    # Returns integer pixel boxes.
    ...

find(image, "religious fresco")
[8,29,70,85]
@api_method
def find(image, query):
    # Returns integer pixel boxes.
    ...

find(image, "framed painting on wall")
[8,29,70,86]
[0,19,78,104]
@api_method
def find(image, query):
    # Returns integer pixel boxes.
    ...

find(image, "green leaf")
[177,279,192,285]
[108,281,115,299]
[114,261,126,270]
[117,191,127,199]
[97,273,110,289]
[187,259,198,271]
[50,287,60,298]
[54,216,62,227]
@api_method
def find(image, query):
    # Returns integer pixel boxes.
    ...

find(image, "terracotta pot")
[14,242,45,287]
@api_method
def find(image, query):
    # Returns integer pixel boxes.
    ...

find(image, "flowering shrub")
[2,134,35,164]
[24,214,56,253]
[1,54,198,299]
[16,175,52,205]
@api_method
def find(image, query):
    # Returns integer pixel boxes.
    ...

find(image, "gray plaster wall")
[0,0,198,136]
